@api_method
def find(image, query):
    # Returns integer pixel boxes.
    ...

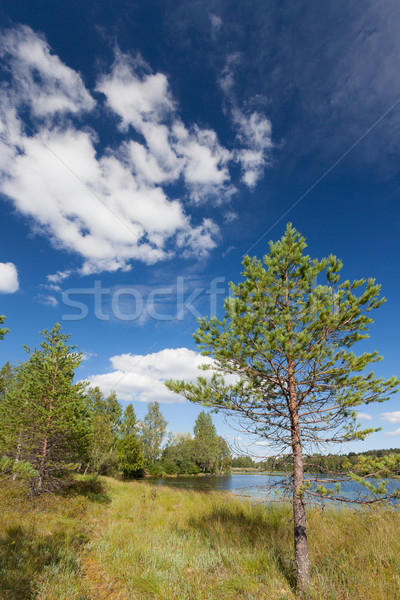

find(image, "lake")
[149,473,400,506]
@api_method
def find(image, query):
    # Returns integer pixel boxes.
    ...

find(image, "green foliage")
[160,413,231,475]
[0,456,38,481]
[141,401,168,470]
[231,455,259,469]
[116,434,144,478]
[116,404,144,478]
[0,314,8,340]
[193,411,220,472]
[161,437,200,474]
[86,386,123,475]
[166,223,399,499]
[0,323,91,494]
[0,361,14,399]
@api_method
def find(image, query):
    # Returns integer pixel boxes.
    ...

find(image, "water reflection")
[146,473,400,506]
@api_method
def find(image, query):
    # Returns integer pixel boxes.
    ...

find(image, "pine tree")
[0,323,91,494]
[0,362,14,399]
[0,318,33,481]
[116,404,144,478]
[166,224,399,592]
[0,315,8,340]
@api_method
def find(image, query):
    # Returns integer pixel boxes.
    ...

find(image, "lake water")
[150,473,400,506]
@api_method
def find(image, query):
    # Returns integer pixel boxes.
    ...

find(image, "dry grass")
[0,477,399,599]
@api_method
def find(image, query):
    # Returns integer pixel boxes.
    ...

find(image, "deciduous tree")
[141,401,167,473]
[193,411,220,473]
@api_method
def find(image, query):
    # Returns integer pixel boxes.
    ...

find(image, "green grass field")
[0,477,399,599]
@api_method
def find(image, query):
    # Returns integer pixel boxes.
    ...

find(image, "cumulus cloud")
[36,293,58,307]
[0,25,94,118]
[357,412,373,420]
[0,262,19,293]
[86,347,213,403]
[385,428,400,437]
[98,52,235,204]
[380,411,400,423]
[46,270,72,284]
[0,26,269,274]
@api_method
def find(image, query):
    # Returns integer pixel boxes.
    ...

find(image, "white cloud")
[380,411,400,423]
[219,55,274,187]
[36,293,58,307]
[98,52,235,205]
[86,347,213,403]
[357,412,373,420]
[385,428,400,437]
[0,25,94,118]
[253,440,270,447]
[1,27,264,274]
[0,262,19,293]
[81,351,97,361]
[96,50,175,132]
[232,108,273,187]
[210,15,223,33]
[46,270,72,284]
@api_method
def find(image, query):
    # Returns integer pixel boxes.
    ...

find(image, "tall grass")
[0,477,399,599]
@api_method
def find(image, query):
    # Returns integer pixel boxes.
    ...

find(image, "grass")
[0,477,399,599]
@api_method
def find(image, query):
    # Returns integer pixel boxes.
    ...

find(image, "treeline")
[0,323,231,494]
[234,450,400,475]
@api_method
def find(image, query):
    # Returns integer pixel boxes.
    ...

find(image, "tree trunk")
[288,361,311,593]
[292,426,311,592]
[36,364,58,495]
[37,431,49,494]
[12,430,22,481]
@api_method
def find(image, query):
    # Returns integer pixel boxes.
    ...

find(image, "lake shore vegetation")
[1,476,400,600]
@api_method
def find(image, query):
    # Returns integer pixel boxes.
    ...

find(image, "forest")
[0,322,232,490]
[1,319,399,493]
[234,449,400,475]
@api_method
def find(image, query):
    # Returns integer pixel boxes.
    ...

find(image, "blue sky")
[0,0,399,454]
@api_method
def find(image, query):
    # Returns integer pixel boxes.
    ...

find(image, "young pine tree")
[1,323,91,494]
[166,224,399,592]
[116,404,144,478]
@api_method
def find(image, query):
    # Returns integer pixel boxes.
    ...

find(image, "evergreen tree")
[0,318,32,480]
[0,315,8,340]
[166,224,399,592]
[193,411,220,472]
[119,403,138,436]
[0,362,14,398]
[141,401,167,473]
[0,323,91,494]
[116,404,144,478]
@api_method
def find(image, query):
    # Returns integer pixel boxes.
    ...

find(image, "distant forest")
[232,449,400,475]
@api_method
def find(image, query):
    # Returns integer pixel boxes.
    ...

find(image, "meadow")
[1,477,399,600]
